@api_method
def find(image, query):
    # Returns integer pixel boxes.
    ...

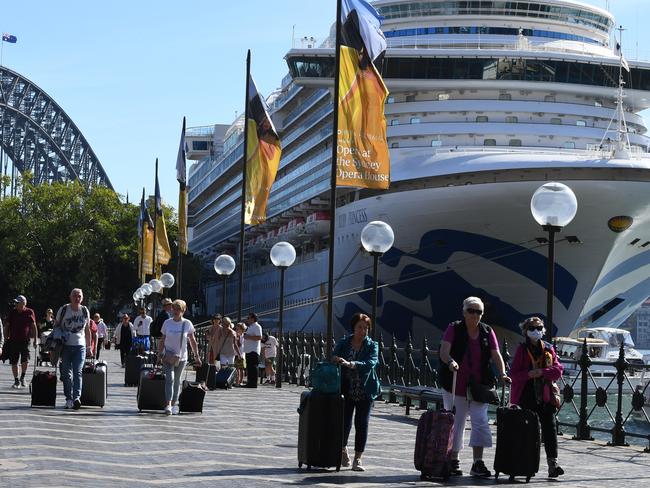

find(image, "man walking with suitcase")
[6,295,38,389]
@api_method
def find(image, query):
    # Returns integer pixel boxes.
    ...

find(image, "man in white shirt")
[243,312,262,388]
[93,313,108,360]
[262,332,279,385]
[133,307,153,352]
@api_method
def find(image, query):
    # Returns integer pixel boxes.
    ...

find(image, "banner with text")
[336,45,390,189]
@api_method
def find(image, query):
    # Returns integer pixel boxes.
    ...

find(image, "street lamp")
[160,273,175,289]
[149,279,163,293]
[214,254,236,317]
[360,221,395,340]
[531,182,578,341]
[270,241,296,389]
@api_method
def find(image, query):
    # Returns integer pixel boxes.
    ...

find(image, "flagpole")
[177,116,187,299]
[139,188,145,283]
[325,0,343,358]
[152,158,158,279]
[237,50,251,323]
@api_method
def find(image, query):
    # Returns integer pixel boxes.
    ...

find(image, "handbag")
[544,381,561,408]
[310,361,341,394]
[162,322,185,367]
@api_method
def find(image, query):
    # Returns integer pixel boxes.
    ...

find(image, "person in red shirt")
[6,295,37,388]
[88,318,98,359]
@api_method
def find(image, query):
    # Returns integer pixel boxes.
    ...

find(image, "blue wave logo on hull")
[338,229,577,341]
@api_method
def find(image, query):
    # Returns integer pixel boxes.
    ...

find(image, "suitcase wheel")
[526,475,531,483]
[509,475,515,482]
[299,462,302,468]
[494,472,499,479]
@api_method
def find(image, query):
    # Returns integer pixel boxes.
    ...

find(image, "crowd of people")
[0,291,565,478]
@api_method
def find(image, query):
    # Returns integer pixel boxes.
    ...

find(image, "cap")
[161,298,173,305]
[14,295,26,304]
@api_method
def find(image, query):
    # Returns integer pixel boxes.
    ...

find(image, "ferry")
[187,0,650,345]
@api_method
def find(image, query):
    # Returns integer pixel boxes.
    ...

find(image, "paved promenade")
[1,348,649,487]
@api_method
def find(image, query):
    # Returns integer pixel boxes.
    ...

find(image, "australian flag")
[2,33,17,44]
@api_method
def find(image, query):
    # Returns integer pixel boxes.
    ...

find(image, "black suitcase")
[297,390,344,470]
[81,361,107,407]
[195,364,218,390]
[125,354,146,386]
[214,366,236,389]
[137,368,166,411]
[179,381,206,413]
[31,370,57,408]
[494,405,541,482]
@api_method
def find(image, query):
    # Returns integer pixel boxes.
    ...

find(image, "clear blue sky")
[1,0,646,208]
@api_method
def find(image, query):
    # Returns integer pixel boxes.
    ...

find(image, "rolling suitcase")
[179,381,206,413]
[137,368,166,411]
[125,354,146,386]
[195,364,218,390]
[494,385,541,483]
[297,390,344,471]
[31,370,57,408]
[81,360,107,407]
[414,371,456,480]
[214,366,236,389]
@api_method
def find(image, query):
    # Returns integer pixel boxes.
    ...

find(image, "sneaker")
[470,460,491,478]
[548,465,565,478]
[20,378,26,388]
[352,458,365,472]
[164,405,172,416]
[449,459,463,476]
[65,399,73,409]
[12,378,20,389]
[172,405,179,415]
[73,398,81,410]
[341,448,351,468]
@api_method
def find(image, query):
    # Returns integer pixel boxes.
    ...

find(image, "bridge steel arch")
[0,66,113,190]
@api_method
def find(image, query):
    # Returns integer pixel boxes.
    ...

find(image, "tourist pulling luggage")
[414,371,456,480]
[30,345,57,408]
[493,383,541,482]
[297,389,344,471]
[81,359,107,407]
[137,366,166,412]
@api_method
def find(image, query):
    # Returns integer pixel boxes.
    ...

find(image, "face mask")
[527,329,543,341]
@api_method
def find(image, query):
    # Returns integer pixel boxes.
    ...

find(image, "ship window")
[499,93,512,100]
[410,117,421,124]
[576,120,587,127]
[505,116,518,123]
[438,93,450,101]
[550,118,562,125]
[564,142,576,149]
[387,96,395,104]
[509,139,522,146]
[192,141,209,151]
[431,139,442,147]
[545,95,556,102]
[476,115,488,123]
[390,119,400,126]
[483,139,496,146]
[391,142,399,148]
[406,95,416,102]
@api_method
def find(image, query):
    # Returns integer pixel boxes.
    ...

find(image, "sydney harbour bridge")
[0,65,113,191]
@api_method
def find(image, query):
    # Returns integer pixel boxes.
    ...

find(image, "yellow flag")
[140,226,154,280]
[336,45,390,189]
[155,214,172,266]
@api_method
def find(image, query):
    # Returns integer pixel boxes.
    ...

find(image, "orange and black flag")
[244,75,282,225]
[336,0,390,190]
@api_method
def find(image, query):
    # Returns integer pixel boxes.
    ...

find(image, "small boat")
[555,327,646,393]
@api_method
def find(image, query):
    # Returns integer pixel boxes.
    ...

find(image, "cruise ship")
[187,0,650,344]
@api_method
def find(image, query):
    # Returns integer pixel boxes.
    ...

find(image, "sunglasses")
[528,325,544,331]
[466,308,483,315]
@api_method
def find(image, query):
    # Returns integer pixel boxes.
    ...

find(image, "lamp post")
[270,241,296,389]
[360,221,395,340]
[530,182,578,341]
[214,255,236,317]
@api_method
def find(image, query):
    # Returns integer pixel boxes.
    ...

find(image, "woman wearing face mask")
[510,317,564,478]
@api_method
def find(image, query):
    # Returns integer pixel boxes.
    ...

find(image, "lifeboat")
[286,217,306,242]
[304,211,330,237]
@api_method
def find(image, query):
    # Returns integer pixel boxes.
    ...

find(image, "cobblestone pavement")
[1,348,650,487]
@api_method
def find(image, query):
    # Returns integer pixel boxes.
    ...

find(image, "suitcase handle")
[450,370,457,411]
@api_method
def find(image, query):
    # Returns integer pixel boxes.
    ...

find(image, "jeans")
[246,352,259,387]
[60,345,85,401]
[343,397,373,453]
[162,360,187,404]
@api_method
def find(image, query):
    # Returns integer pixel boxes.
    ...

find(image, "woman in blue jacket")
[332,312,381,472]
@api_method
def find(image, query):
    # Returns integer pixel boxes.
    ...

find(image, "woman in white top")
[158,299,201,415]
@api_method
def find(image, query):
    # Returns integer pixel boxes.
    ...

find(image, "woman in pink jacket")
[510,316,564,478]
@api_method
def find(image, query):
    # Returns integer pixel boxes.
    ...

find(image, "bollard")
[609,342,629,446]
[574,338,593,441]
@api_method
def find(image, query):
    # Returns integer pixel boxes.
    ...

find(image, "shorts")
[265,357,276,368]
[9,340,30,365]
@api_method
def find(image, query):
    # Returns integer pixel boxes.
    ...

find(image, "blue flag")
[2,33,17,43]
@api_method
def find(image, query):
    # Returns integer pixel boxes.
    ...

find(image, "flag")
[244,75,282,225]
[140,224,155,279]
[341,0,386,67]
[336,0,390,190]
[176,117,188,254]
[615,41,630,72]
[153,167,171,266]
[154,163,162,217]
[2,33,17,44]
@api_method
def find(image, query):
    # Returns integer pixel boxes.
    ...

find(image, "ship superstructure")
[188,0,650,342]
